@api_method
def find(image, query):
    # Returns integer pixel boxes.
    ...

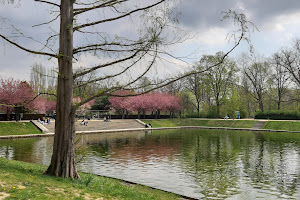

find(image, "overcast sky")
[1,0,300,81]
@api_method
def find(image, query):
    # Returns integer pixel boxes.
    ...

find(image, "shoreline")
[0,125,299,140]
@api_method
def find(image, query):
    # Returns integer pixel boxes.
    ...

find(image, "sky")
[1,0,300,81]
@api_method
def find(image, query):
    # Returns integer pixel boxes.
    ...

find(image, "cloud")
[174,0,241,30]
[174,0,300,32]
[2,0,300,82]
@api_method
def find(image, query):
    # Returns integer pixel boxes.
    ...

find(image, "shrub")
[182,112,206,118]
[206,106,218,118]
[255,110,300,120]
[240,108,248,119]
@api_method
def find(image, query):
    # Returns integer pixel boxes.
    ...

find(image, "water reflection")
[1,130,300,199]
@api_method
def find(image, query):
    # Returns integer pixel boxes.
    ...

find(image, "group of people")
[103,115,110,122]
[81,120,88,126]
[145,123,152,128]
[38,117,50,125]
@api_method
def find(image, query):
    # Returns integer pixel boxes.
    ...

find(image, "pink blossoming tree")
[109,91,182,119]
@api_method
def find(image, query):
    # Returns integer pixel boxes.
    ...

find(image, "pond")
[1,129,300,199]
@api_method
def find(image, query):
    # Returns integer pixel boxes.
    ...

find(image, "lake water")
[1,129,300,199]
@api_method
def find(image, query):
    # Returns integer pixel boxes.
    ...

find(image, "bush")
[255,110,300,120]
[239,109,248,119]
[206,106,218,118]
[182,112,206,118]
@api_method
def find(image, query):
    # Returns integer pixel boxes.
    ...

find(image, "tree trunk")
[258,98,264,112]
[277,95,281,110]
[216,101,220,118]
[6,107,10,121]
[46,0,79,179]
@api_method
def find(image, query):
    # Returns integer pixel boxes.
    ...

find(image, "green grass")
[143,119,257,128]
[262,121,300,131]
[0,122,41,136]
[0,157,181,200]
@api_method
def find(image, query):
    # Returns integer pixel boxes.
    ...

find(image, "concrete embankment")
[1,122,300,140]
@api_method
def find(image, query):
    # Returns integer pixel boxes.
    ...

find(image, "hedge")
[255,110,300,120]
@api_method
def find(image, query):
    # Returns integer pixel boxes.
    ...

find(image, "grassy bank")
[143,119,257,128]
[0,122,41,136]
[262,121,300,131]
[0,157,180,200]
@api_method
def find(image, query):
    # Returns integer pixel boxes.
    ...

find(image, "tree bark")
[216,101,220,118]
[6,107,10,121]
[46,0,79,179]
[259,99,264,112]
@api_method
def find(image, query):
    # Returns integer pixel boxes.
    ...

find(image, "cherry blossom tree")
[109,90,135,118]
[0,78,35,120]
[45,101,57,112]
[73,97,95,116]
[128,94,151,118]
[0,78,57,119]
[109,91,182,118]
[165,94,182,117]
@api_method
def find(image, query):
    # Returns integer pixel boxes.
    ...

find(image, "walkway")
[251,120,267,129]
[43,119,145,133]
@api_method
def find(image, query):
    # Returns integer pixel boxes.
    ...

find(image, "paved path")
[43,119,144,133]
[251,120,267,129]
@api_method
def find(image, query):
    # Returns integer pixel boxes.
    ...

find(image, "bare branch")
[74,46,158,108]
[74,0,128,16]
[24,92,57,105]
[73,41,144,54]
[75,50,148,88]
[0,92,56,109]
[73,48,142,78]
[74,10,254,111]
[32,14,60,28]
[74,0,166,31]
[0,34,57,58]
[34,0,60,7]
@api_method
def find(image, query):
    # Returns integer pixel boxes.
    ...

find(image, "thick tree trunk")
[46,0,79,179]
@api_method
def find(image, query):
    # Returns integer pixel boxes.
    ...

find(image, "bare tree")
[0,1,254,179]
[30,63,57,94]
[184,69,207,116]
[270,53,290,110]
[242,54,269,112]
[278,39,300,86]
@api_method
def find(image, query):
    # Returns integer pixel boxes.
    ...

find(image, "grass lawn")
[262,121,300,131]
[142,118,257,128]
[0,122,41,136]
[0,157,181,200]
